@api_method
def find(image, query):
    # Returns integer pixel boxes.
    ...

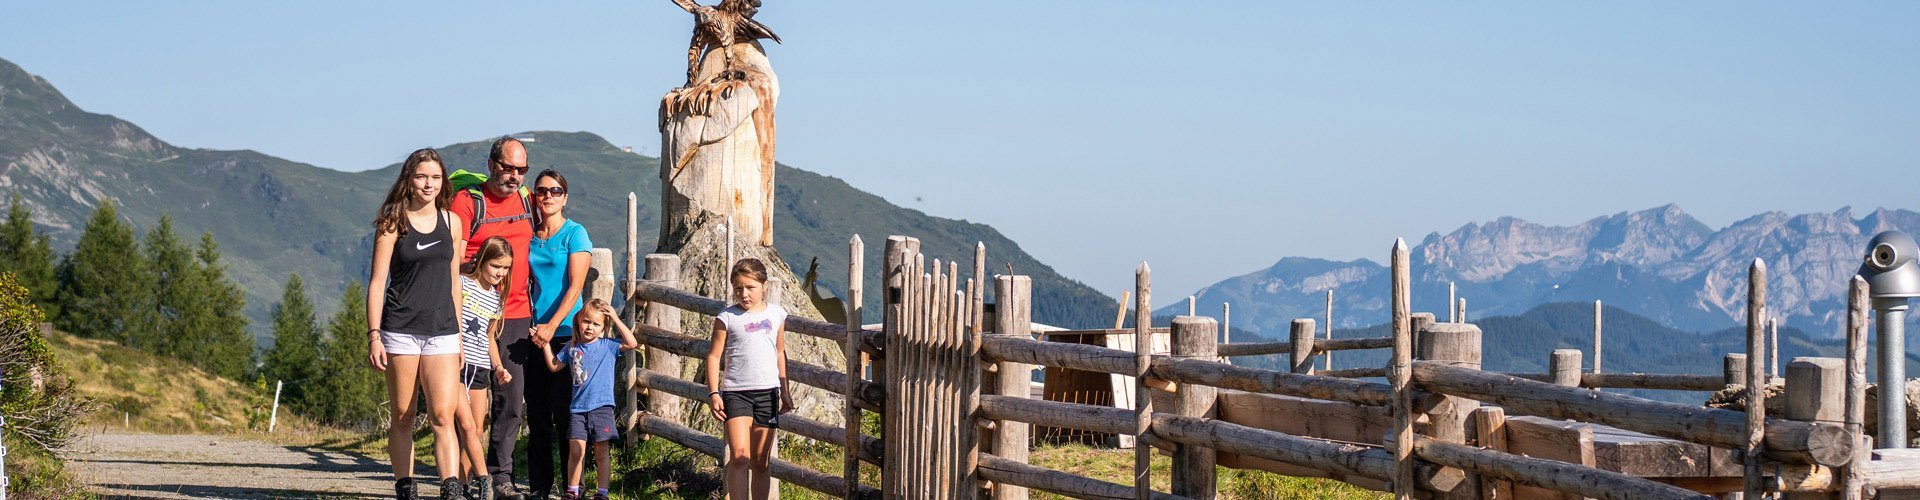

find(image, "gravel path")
[67,432,435,499]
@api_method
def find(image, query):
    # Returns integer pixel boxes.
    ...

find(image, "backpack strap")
[467,187,533,236]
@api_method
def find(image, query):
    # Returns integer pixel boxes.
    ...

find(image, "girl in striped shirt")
[455,236,514,499]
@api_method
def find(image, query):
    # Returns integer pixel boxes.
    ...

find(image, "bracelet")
[709,391,722,398]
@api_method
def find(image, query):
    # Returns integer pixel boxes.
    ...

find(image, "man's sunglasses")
[532,186,567,197]
[493,162,530,175]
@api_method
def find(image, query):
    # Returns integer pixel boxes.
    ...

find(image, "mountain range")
[1170,204,1920,340]
[0,56,1118,344]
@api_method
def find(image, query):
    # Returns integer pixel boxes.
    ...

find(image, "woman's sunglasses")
[532,186,567,197]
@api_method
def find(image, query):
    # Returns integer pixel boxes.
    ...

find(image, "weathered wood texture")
[1169,316,1218,499]
[1550,349,1582,387]
[977,454,1190,500]
[1217,336,1394,357]
[1409,361,1854,467]
[1745,259,1767,498]
[1133,263,1152,500]
[1843,277,1869,500]
[988,275,1034,500]
[1416,322,1482,500]
[1493,371,1726,391]
[1413,436,1713,500]
[1786,357,1843,500]
[1289,319,1316,375]
[642,254,686,430]
[880,236,914,493]
[1390,239,1414,499]
[842,235,866,496]
[635,414,878,498]
[1473,407,1514,499]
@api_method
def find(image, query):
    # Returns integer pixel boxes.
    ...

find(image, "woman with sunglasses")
[522,169,594,498]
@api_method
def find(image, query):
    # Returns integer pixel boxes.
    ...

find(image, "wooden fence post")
[1171,316,1219,499]
[842,235,866,496]
[1419,322,1483,499]
[1593,300,1603,375]
[1785,357,1842,500]
[1290,319,1316,375]
[1133,263,1153,500]
[1843,276,1869,500]
[642,254,684,434]
[1745,259,1768,499]
[1390,238,1415,500]
[964,243,987,495]
[1725,354,1748,388]
[881,236,913,494]
[1326,290,1335,371]
[1472,407,1513,499]
[987,275,1033,500]
[1411,312,1435,357]
[1550,349,1582,388]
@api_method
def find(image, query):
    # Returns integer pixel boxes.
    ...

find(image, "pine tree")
[55,200,155,345]
[192,233,254,380]
[313,282,385,426]
[144,215,196,357]
[0,195,60,315]
[261,274,321,413]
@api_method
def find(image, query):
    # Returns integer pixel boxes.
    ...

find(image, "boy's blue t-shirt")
[529,219,592,339]
[554,337,621,413]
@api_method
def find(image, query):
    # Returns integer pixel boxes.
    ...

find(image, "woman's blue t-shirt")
[530,219,592,339]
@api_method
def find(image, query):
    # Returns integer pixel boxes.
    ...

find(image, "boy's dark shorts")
[720,388,781,428]
[567,405,617,443]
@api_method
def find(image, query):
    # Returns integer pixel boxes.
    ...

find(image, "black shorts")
[461,365,492,390]
[720,388,781,429]
[568,405,617,443]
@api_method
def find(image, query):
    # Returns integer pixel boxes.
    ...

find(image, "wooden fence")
[600,228,1917,499]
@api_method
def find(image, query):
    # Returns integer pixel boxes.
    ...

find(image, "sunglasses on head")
[532,186,567,196]
[494,161,529,176]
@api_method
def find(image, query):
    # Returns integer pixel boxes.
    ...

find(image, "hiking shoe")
[441,478,467,500]
[467,475,493,500]
[492,476,525,500]
[395,478,419,500]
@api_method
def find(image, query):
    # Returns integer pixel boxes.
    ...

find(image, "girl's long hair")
[461,236,515,281]
[373,148,453,235]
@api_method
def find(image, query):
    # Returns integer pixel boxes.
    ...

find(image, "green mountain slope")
[0,57,1115,344]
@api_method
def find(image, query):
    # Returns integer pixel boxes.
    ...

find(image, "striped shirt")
[459,275,502,368]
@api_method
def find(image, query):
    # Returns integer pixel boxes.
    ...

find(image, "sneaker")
[591,493,608,500]
[492,476,525,500]
[396,478,419,500]
[468,475,493,500]
[558,492,579,500]
[441,478,467,500]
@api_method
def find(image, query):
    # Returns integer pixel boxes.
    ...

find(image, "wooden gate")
[881,236,985,499]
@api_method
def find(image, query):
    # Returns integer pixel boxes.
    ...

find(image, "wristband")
[709,391,722,398]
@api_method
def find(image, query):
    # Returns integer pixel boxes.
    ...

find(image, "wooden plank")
[1413,436,1713,500]
[1505,417,1594,500]
[978,454,1190,500]
[635,414,877,498]
[842,235,865,497]
[1217,390,1389,446]
[1134,263,1153,500]
[1217,336,1394,357]
[1474,407,1513,500]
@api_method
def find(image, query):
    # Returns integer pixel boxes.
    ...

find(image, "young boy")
[538,299,639,500]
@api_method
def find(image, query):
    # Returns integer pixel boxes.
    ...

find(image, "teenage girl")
[704,258,794,500]
[366,148,467,499]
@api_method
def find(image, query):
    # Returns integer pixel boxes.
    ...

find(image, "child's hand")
[368,338,388,371]
[600,302,620,317]
[780,395,795,415]
[494,365,513,384]
[708,393,728,422]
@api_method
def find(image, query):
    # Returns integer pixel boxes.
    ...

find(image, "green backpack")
[449,169,535,236]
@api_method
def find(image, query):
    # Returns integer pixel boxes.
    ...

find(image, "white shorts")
[381,331,462,356]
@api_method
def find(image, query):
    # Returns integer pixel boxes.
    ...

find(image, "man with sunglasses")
[449,136,537,500]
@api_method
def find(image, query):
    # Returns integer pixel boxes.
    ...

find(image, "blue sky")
[4,2,1917,305]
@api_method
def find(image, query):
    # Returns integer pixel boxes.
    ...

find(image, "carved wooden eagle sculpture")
[670,0,781,85]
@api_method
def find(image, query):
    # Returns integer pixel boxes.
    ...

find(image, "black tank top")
[382,211,457,335]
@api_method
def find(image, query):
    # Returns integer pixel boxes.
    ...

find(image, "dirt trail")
[66,432,436,499]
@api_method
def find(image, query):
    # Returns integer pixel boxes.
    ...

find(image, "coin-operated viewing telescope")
[1860,230,1920,448]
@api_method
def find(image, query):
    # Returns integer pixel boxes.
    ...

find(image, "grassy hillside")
[0,57,1116,346]
[47,330,272,433]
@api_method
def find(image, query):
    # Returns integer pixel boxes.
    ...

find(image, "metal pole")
[269,380,283,433]
[1878,301,1908,448]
